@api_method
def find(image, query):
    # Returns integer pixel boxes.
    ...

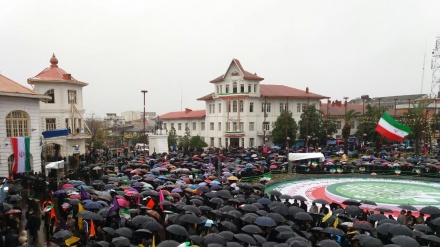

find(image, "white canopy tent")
[288,153,325,162]
[45,160,64,176]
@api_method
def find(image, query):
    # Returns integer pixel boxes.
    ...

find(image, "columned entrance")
[229,138,240,148]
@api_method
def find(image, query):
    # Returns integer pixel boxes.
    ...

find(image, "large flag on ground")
[107,195,119,217]
[11,137,31,174]
[375,112,411,141]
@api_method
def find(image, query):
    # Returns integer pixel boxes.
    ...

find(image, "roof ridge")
[0,74,37,94]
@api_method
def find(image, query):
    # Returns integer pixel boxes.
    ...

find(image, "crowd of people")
[2,148,440,247]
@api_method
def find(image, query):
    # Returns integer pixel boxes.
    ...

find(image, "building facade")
[0,74,50,176]
[28,54,91,165]
[161,59,328,148]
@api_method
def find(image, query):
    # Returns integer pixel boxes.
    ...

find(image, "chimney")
[63,74,72,80]
[185,108,192,113]
[306,87,309,94]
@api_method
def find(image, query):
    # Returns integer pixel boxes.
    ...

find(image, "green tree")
[189,135,208,151]
[342,109,360,154]
[355,104,385,153]
[271,110,298,147]
[177,127,191,152]
[85,118,106,149]
[167,128,178,150]
[298,104,337,146]
[400,100,430,155]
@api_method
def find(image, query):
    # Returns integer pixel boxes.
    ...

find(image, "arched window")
[239,100,244,112]
[45,89,55,103]
[233,82,237,93]
[6,111,30,137]
[225,85,230,93]
[233,101,238,112]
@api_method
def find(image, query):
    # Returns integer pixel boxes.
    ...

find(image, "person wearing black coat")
[4,229,19,247]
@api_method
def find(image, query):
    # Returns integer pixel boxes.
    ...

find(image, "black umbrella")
[288,206,305,217]
[420,234,440,243]
[210,197,224,205]
[358,236,384,247]
[391,235,421,247]
[412,224,433,232]
[360,200,377,206]
[294,212,313,221]
[220,205,236,212]
[374,207,393,213]
[227,242,244,247]
[8,195,22,202]
[269,190,282,197]
[220,221,238,232]
[345,205,362,216]
[253,234,267,244]
[197,186,210,193]
[388,224,413,236]
[378,219,399,225]
[141,220,163,232]
[420,206,440,215]
[242,204,259,212]
[262,242,278,247]
[103,227,116,236]
[292,195,307,201]
[313,199,329,205]
[254,216,277,227]
[157,240,180,247]
[166,224,188,236]
[376,223,395,235]
[180,213,201,224]
[218,231,234,241]
[398,204,418,211]
[256,210,268,216]
[217,190,232,199]
[76,210,103,221]
[354,222,374,232]
[267,212,286,223]
[316,239,341,247]
[342,199,361,206]
[111,236,131,247]
[94,241,110,247]
[203,233,226,245]
[0,203,13,211]
[227,210,243,219]
[277,231,296,240]
[115,227,133,238]
[190,199,203,206]
[322,227,345,236]
[275,226,293,232]
[132,215,154,228]
[234,233,257,245]
[279,194,292,200]
[242,224,263,234]
[270,205,290,216]
[52,230,72,242]
[258,198,272,205]
[183,205,201,214]
[368,214,387,222]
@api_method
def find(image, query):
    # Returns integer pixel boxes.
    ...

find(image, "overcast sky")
[1,1,440,118]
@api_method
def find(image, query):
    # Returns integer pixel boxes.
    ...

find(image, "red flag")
[146,198,155,209]
[90,219,96,237]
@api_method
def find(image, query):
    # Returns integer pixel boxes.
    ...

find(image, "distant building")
[161,59,328,148]
[104,113,126,128]
[121,111,156,122]
[0,74,50,176]
[28,54,91,167]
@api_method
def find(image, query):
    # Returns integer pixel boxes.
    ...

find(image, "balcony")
[224,131,245,137]
[257,131,271,136]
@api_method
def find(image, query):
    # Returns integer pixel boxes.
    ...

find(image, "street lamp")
[286,137,290,152]
[141,90,148,158]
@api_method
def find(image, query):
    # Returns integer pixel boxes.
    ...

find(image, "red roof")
[210,59,264,83]
[260,85,327,99]
[320,102,364,116]
[160,108,206,120]
[0,74,39,95]
[28,54,87,86]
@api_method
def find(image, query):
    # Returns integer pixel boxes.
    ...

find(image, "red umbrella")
[117,198,129,208]
[62,184,74,189]
[5,209,21,215]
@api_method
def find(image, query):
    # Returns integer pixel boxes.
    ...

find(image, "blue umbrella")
[53,190,66,196]
[84,201,103,210]
[257,198,272,205]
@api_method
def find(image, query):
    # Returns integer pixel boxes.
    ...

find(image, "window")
[226,85,229,93]
[46,118,56,131]
[249,122,254,131]
[297,103,301,112]
[336,121,342,129]
[225,122,230,131]
[239,100,244,112]
[210,137,214,147]
[212,104,215,114]
[68,90,77,104]
[192,122,196,131]
[171,123,175,130]
[239,122,244,131]
[249,102,254,112]
[262,103,271,113]
[241,138,244,147]
[201,122,205,130]
[302,103,307,112]
[210,122,214,130]
[185,123,189,130]
[218,138,222,147]
[280,103,284,112]
[225,138,229,148]
[249,138,254,147]
[218,103,221,113]
[6,111,30,137]
[351,122,356,129]
[233,101,237,112]
[178,123,182,130]
[254,84,257,93]
[65,118,69,129]
[216,86,219,94]
[263,122,270,131]
[248,84,251,93]
[219,85,222,94]
[240,84,244,92]
[218,122,221,131]
[45,89,55,103]
[233,82,237,93]
[164,123,167,130]
[233,122,238,131]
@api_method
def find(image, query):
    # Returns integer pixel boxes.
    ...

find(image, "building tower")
[431,36,440,99]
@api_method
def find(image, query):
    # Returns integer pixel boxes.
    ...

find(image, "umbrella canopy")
[420,234,440,244]
[268,190,282,197]
[294,212,313,221]
[374,207,393,213]
[166,224,188,236]
[234,233,257,245]
[156,240,180,247]
[313,199,330,205]
[111,236,131,247]
[180,213,201,224]
[142,220,163,232]
[200,219,217,228]
[258,198,272,205]
[115,227,133,238]
[316,239,341,247]
[242,224,263,234]
[254,216,277,227]
[292,195,307,201]
[94,241,110,247]
[391,235,421,247]
[398,204,418,211]
[218,231,234,241]
[388,224,413,236]
[412,224,433,233]
[242,204,259,212]
[322,227,346,236]
[342,199,361,206]
[367,214,387,222]
[358,236,384,247]
[220,221,238,232]
[419,206,440,215]
[76,210,103,221]
[53,230,72,242]
[203,233,226,245]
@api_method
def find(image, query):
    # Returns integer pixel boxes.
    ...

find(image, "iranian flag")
[375,112,411,141]
[11,137,31,174]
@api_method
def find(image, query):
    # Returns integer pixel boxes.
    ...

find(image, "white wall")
[0,96,42,177]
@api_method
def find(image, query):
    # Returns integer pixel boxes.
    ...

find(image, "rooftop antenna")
[421,39,427,95]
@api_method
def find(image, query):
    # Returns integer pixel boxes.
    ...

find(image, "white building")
[27,54,91,166]
[0,74,50,176]
[161,59,328,148]
[121,111,156,122]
